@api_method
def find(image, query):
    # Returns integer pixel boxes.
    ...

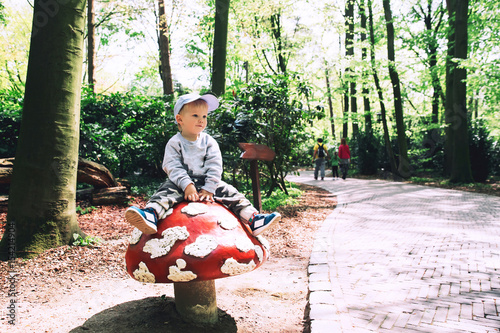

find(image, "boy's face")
[176,102,208,140]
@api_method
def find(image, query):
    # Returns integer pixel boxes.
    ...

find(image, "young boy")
[125,93,281,236]
[331,151,340,179]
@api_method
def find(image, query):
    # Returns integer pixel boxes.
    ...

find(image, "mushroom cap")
[125,201,270,283]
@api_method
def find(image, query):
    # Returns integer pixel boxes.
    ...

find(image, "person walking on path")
[313,138,329,180]
[338,137,350,180]
[330,151,340,179]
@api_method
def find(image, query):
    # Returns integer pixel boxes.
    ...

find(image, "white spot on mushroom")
[217,216,239,230]
[254,245,264,262]
[235,236,254,253]
[220,258,256,276]
[133,262,156,283]
[129,228,142,245]
[256,235,270,251]
[168,259,197,282]
[184,235,218,258]
[181,202,209,216]
[143,226,189,259]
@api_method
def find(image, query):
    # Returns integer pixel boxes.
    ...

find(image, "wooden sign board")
[238,143,275,161]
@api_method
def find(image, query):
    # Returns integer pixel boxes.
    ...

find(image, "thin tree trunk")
[420,2,445,124]
[270,13,287,74]
[343,84,349,138]
[383,0,410,178]
[360,0,372,133]
[325,66,335,139]
[368,0,397,174]
[344,0,355,138]
[87,0,95,92]
[2,0,87,258]
[211,0,231,96]
[448,0,473,183]
[158,0,173,95]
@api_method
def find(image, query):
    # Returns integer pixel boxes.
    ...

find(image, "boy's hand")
[184,184,199,202]
[199,189,214,202]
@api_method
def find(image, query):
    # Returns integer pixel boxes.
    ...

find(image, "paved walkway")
[287,172,500,333]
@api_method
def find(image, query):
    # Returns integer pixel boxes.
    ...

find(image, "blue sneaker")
[125,206,158,234]
[248,212,281,236]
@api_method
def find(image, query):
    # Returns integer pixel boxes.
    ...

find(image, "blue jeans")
[314,158,326,179]
[340,159,350,179]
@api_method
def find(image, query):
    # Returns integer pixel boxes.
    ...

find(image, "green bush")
[469,118,494,182]
[80,90,177,178]
[351,131,383,175]
[261,184,302,211]
[0,89,23,158]
[209,74,321,194]
[491,140,500,176]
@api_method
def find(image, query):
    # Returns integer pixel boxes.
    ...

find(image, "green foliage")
[127,174,166,198]
[0,2,5,24]
[80,89,177,177]
[409,176,433,183]
[261,185,302,211]
[72,234,101,247]
[0,88,23,157]
[209,74,322,193]
[76,205,98,215]
[491,141,500,177]
[351,131,383,175]
[469,118,494,182]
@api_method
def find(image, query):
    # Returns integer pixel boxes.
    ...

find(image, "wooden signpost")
[238,143,276,212]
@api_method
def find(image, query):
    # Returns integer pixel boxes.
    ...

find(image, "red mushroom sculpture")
[125,201,270,324]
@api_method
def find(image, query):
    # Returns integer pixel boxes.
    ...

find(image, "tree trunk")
[368,0,398,174]
[325,66,335,139]
[383,0,410,178]
[211,0,231,96]
[444,0,456,175]
[270,13,287,74]
[87,0,95,93]
[360,0,372,133]
[1,0,87,258]
[343,0,355,138]
[158,0,173,96]
[447,0,473,183]
[348,0,358,135]
[343,85,349,138]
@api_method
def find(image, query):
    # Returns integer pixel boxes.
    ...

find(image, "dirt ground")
[0,183,337,333]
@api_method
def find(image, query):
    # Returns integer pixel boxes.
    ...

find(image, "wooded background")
[0,0,499,255]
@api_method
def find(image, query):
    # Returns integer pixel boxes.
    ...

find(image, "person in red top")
[338,137,351,180]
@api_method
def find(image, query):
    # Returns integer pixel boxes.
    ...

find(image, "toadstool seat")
[125,201,269,283]
[125,201,270,324]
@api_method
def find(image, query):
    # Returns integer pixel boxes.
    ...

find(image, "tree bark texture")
[343,0,355,138]
[360,0,372,133]
[87,0,95,92]
[211,0,231,96]
[2,0,87,257]
[447,0,473,183]
[383,0,410,178]
[444,0,456,175]
[325,66,335,139]
[347,0,358,135]
[158,0,173,95]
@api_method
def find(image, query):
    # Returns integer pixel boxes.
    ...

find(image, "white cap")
[173,93,219,123]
